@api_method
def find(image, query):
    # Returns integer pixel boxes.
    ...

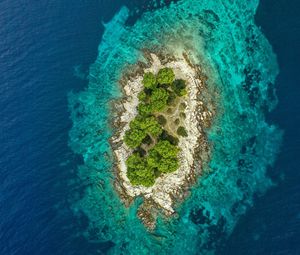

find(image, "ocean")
[0,0,299,255]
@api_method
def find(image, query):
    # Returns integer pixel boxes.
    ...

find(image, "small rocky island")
[111,52,215,229]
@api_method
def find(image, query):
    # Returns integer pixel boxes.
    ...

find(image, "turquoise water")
[68,1,282,254]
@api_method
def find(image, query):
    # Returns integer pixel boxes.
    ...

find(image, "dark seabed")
[0,0,299,255]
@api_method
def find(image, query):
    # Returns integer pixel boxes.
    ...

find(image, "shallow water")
[0,0,299,254]
[69,1,283,254]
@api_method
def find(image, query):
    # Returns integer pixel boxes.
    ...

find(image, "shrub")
[167,108,173,114]
[160,130,179,145]
[167,91,177,105]
[180,112,186,119]
[177,126,188,137]
[157,115,167,126]
[180,102,187,110]
[142,72,157,89]
[157,68,175,85]
[172,79,187,96]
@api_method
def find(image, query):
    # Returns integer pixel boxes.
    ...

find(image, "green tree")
[124,116,162,149]
[126,153,145,169]
[149,88,169,112]
[147,140,179,173]
[167,91,177,105]
[138,91,147,102]
[177,126,188,137]
[142,72,157,89]
[127,166,156,187]
[157,68,175,84]
[126,153,156,187]
[138,103,152,116]
[124,128,146,149]
[157,115,167,126]
[172,79,187,96]
[130,116,162,137]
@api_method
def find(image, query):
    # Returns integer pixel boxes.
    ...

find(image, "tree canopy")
[177,126,188,137]
[172,79,187,96]
[142,72,157,89]
[130,116,162,137]
[125,140,179,186]
[126,153,156,187]
[124,116,162,149]
[157,67,175,84]
[124,128,146,149]
[147,140,179,173]
[149,88,169,112]
[124,67,188,187]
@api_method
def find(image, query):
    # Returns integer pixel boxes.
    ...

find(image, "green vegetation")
[124,116,162,149]
[172,79,187,96]
[142,72,157,89]
[157,67,175,84]
[157,115,167,126]
[177,126,188,137]
[149,88,169,112]
[124,67,189,187]
[180,112,186,119]
[126,153,156,187]
[174,118,180,125]
[147,140,179,173]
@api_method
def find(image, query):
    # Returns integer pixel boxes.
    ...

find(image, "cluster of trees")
[137,68,187,116]
[124,67,188,187]
[126,140,179,187]
[124,116,162,149]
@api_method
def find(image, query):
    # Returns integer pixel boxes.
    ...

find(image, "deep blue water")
[0,1,299,255]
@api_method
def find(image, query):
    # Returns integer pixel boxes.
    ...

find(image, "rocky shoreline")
[110,52,215,229]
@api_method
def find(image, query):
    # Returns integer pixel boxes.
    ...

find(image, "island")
[111,52,215,229]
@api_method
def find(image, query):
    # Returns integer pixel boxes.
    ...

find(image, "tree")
[157,158,179,173]
[147,140,179,173]
[127,166,156,187]
[157,68,175,84]
[126,153,145,169]
[142,72,157,89]
[149,88,169,112]
[167,91,177,105]
[138,91,147,102]
[157,115,167,126]
[124,116,162,149]
[126,153,156,187]
[124,128,146,149]
[130,116,162,137]
[177,126,188,137]
[138,103,152,116]
[172,79,187,96]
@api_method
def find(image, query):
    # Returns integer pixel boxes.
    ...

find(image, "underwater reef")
[68,1,282,254]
